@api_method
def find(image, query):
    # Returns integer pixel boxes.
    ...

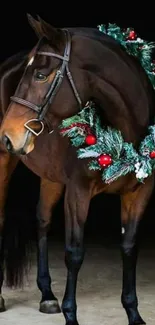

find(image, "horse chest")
[19,133,70,183]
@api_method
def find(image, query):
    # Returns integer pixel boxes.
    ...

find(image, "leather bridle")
[10,29,82,136]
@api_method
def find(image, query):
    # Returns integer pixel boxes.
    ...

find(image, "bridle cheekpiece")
[10,29,82,136]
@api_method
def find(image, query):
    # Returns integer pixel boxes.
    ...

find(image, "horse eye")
[35,71,48,82]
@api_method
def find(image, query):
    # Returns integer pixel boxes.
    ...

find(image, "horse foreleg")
[61,179,91,325]
[36,178,64,314]
[0,148,19,311]
[120,177,154,325]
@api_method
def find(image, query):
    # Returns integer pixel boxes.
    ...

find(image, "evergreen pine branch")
[77,146,101,158]
[78,150,100,159]
[61,126,80,138]
[89,159,102,171]
[71,135,85,147]
[102,162,135,184]
[60,115,88,129]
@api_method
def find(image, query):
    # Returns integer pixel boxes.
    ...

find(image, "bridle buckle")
[24,119,45,136]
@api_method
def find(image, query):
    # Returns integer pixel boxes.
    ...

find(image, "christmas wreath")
[59,24,155,184]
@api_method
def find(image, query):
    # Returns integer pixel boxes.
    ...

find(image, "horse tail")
[2,165,39,288]
[2,215,34,288]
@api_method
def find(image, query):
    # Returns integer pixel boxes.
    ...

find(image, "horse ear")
[37,15,63,43]
[27,13,43,39]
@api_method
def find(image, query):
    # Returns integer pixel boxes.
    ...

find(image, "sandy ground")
[0,241,155,325]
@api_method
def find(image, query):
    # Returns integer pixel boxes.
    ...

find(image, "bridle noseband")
[10,29,82,136]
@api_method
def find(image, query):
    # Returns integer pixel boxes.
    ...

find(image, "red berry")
[128,30,136,40]
[150,151,155,158]
[85,134,97,145]
[98,154,112,167]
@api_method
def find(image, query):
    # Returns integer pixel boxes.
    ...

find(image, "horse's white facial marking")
[28,56,34,66]
[122,227,125,234]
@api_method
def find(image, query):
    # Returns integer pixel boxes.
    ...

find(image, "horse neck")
[90,71,154,146]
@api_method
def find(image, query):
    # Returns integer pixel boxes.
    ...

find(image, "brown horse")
[0,14,155,325]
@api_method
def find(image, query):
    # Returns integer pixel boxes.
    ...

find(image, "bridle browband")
[10,29,82,136]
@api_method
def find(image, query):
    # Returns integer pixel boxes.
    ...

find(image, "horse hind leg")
[36,178,64,314]
[120,176,154,325]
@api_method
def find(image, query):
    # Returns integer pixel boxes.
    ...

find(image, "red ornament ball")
[85,134,97,145]
[97,154,112,167]
[150,151,155,158]
[128,30,137,40]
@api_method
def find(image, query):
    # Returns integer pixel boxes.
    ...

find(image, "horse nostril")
[19,148,27,156]
[2,134,13,152]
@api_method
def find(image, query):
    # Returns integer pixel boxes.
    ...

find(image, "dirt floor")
[1,241,155,325]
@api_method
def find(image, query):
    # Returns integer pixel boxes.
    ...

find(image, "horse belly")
[91,172,140,196]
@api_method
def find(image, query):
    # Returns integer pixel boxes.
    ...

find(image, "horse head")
[0,14,91,155]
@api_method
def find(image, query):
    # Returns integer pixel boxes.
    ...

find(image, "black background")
[1,6,155,246]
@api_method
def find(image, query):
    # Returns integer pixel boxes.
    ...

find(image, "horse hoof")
[66,321,79,325]
[39,300,61,314]
[129,321,146,325]
[129,318,146,325]
[0,296,5,312]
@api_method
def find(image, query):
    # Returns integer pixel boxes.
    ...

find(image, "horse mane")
[0,50,28,117]
[0,50,28,76]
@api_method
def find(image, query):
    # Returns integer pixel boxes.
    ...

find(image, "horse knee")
[37,204,51,232]
[38,217,51,230]
[65,246,85,271]
[121,238,136,257]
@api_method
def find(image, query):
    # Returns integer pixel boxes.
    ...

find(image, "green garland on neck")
[59,24,155,184]
[60,103,155,184]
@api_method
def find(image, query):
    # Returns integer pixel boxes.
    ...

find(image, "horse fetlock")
[65,321,79,325]
[123,305,145,325]
[62,308,78,325]
[128,316,146,325]
[0,295,5,312]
